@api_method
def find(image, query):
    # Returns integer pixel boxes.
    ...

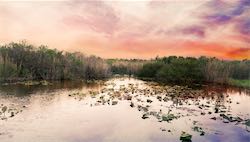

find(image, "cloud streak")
[181,26,206,38]
[63,0,120,35]
[201,0,250,37]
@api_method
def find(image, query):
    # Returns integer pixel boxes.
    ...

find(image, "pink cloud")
[180,26,206,38]
[63,0,120,35]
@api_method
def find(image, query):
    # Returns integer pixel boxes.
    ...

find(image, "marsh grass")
[229,79,250,88]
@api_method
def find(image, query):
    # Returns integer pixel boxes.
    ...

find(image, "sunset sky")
[0,0,249,59]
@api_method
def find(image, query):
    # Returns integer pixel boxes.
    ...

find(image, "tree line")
[0,41,249,87]
[137,56,250,86]
[107,59,145,76]
[0,41,110,82]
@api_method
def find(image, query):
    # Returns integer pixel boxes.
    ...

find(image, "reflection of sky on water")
[0,78,249,142]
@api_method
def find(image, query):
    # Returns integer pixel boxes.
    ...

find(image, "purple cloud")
[181,26,205,38]
[238,19,250,35]
[205,14,231,24]
[203,0,250,25]
[199,0,250,39]
[231,0,250,16]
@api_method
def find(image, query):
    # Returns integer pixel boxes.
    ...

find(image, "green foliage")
[137,56,250,86]
[229,79,250,88]
[156,57,205,83]
[204,58,231,84]
[1,41,249,87]
[138,57,206,84]
[0,41,110,82]
[109,59,144,75]
[138,62,164,78]
[0,63,17,78]
[230,60,250,80]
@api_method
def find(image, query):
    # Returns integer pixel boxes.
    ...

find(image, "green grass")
[229,79,250,88]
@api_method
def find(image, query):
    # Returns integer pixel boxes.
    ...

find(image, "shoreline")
[1,76,249,90]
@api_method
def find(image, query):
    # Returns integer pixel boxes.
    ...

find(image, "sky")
[0,0,249,60]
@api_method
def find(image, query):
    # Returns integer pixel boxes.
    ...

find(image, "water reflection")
[0,81,101,96]
[0,77,249,142]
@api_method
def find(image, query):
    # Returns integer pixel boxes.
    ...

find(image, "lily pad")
[2,106,7,113]
[180,132,192,142]
[220,114,234,122]
[162,114,176,122]
[146,99,153,103]
[142,113,149,119]
[130,102,134,108]
[10,112,15,117]
[111,101,118,105]
[246,119,250,127]
[192,126,205,136]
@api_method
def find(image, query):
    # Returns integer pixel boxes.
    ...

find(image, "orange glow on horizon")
[0,0,249,60]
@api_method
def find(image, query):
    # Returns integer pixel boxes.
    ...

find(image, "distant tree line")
[0,41,110,82]
[0,41,249,87]
[137,56,250,85]
[107,59,145,76]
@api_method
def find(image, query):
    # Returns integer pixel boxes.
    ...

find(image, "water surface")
[0,77,249,142]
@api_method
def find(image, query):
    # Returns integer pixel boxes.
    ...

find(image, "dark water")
[0,77,249,142]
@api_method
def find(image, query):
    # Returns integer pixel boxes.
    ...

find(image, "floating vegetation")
[2,77,249,141]
[0,105,24,120]
[142,113,149,119]
[246,120,250,132]
[192,126,205,136]
[64,77,250,137]
[180,132,192,142]
[111,101,118,105]
[246,119,250,127]
[162,114,177,122]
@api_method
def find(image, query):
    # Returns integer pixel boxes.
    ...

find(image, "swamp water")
[0,77,249,142]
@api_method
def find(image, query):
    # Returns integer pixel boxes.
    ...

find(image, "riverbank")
[1,76,250,90]
[1,80,53,86]
[138,77,250,90]
[229,79,250,88]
